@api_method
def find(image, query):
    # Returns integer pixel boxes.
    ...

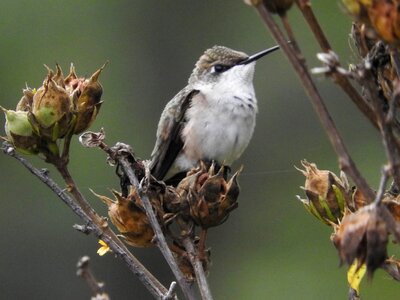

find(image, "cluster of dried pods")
[91,158,242,281]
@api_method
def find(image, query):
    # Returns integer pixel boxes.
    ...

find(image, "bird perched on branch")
[150,45,279,185]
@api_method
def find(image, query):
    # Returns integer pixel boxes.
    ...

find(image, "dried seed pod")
[352,187,369,210]
[331,205,388,277]
[16,86,34,112]
[343,0,400,45]
[69,63,106,134]
[263,0,294,15]
[64,63,78,86]
[1,107,39,154]
[53,63,65,88]
[296,160,351,225]
[342,0,372,24]
[31,72,73,140]
[368,0,400,45]
[177,163,241,228]
[92,187,155,248]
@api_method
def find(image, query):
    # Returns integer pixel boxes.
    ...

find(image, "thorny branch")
[1,142,170,300]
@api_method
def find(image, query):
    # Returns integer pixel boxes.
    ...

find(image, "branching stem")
[1,142,169,299]
[252,3,375,202]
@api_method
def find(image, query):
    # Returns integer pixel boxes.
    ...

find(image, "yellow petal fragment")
[347,260,367,295]
[97,239,111,256]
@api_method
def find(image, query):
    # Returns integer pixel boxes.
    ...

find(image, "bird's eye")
[213,64,230,73]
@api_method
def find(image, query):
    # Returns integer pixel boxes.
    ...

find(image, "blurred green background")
[0,1,396,299]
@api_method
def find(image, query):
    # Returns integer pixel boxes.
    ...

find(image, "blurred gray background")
[0,1,395,299]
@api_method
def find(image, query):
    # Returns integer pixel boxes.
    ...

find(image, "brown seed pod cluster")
[95,161,241,280]
[297,160,400,279]
[343,0,400,46]
[1,63,105,156]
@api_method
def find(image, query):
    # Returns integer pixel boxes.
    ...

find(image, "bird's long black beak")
[236,45,280,65]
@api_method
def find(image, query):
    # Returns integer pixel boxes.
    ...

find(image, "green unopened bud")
[31,73,72,140]
[296,160,351,225]
[1,107,38,154]
[71,63,106,134]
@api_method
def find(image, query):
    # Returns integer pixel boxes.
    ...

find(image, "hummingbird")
[150,45,279,184]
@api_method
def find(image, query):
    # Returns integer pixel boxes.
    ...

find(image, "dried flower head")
[176,162,242,228]
[331,204,388,277]
[30,72,73,141]
[92,187,155,248]
[66,63,106,134]
[1,63,105,160]
[16,86,35,112]
[296,160,352,225]
[343,0,400,45]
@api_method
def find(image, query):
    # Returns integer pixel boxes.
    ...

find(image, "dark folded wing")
[150,88,199,180]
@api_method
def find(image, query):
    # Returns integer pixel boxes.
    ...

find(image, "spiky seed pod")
[296,160,352,225]
[1,107,38,154]
[31,73,73,140]
[331,205,388,277]
[343,0,400,46]
[70,64,105,134]
[64,63,78,86]
[176,162,241,228]
[92,187,155,248]
[16,86,35,112]
[53,63,65,88]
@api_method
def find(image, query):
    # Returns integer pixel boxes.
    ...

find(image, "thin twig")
[252,3,375,202]
[362,68,400,188]
[295,0,379,130]
[295,0,331,52]
[117,154,196,300]
[77,256,109,299]
[374,166,390,205]
[182,237,213,300]
[163,282,178,300]
[280,13,302,58]
[1,142,169,299]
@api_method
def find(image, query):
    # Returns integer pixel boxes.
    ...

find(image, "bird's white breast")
[173,68,258,173]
